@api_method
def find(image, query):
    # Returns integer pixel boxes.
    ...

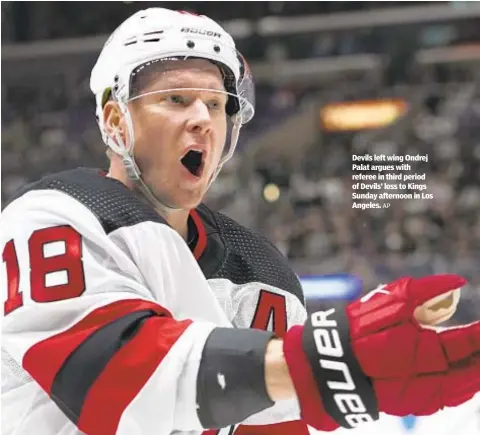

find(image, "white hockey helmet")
[90,8,255,174]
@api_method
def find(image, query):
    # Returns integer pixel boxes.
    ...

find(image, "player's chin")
[168,183,209,210]
[171,163,217,208]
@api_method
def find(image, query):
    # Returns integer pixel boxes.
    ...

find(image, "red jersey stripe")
[23,299,170,395]
[190,209,208,260]
[78,316,192,434]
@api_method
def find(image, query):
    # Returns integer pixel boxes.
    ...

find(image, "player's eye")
[166,94,189,106]
[206,98,226,112]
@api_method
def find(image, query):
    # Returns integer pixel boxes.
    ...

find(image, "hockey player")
[1,8,479,435]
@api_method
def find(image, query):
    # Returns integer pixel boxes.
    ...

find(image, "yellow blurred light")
[263,183,280,202]
[320,99,408,132]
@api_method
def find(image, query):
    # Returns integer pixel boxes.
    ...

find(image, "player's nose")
[185,98,213,136]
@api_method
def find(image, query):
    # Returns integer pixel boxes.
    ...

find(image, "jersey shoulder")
[8,168,167,234]
[196,204,304,304]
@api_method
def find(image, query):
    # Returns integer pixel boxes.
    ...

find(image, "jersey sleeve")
[204,278,308,433]
[0,189,220,435]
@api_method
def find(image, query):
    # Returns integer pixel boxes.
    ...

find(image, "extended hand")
[283,275,480,431]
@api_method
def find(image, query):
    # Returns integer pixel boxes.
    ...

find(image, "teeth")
[182,149,203,158]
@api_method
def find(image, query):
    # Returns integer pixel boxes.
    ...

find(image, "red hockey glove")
[283,274,480,432]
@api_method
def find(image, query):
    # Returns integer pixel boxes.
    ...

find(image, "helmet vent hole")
[213,45,220,53]
[124,37,138,46]
[187,40,195,49]
[144,30,164,35]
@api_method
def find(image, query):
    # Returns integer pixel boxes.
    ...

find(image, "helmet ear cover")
[216,61,240,117]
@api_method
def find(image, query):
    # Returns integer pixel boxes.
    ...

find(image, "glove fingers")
[406,274,466,307]
[401,320,480,376]
[353,320,480,378]
[375,376,442,416]
[396,323,480,376]
[438,320,480,363]
[354,323,447,378]
[442,353,480,408]
[375,354,480,416]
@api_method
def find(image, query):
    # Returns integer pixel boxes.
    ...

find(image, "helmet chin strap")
[208,116,242,189]
[123,151,181,213]
[110,102,182,213]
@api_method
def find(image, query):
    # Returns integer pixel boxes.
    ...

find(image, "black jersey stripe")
[50,309,154,423]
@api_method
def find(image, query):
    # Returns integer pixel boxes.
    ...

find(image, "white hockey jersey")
[1,168,308,435]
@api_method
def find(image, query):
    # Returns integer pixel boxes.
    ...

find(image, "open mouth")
[181,150,204,177]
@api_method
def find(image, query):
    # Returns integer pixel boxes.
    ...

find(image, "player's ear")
[103,101,127,148]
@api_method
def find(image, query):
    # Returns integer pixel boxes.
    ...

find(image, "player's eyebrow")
[140,66,224,92]
[157,76,225,92]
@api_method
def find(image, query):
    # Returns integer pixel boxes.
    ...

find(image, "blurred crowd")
[2,3,479,323]
[1,2,432,43]
[3,2,479,64]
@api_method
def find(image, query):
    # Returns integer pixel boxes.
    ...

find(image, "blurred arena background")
[1,3,480,433]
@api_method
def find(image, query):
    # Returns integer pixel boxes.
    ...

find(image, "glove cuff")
[283,325,339,432]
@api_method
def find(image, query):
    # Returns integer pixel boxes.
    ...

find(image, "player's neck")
[160,208,189,241]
